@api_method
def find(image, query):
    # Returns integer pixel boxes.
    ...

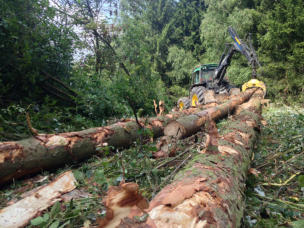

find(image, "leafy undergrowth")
[0,131,203,227]
[0,103,99,141]
[243,104,304,227]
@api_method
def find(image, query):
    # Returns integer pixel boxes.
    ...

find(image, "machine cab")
[192,64,218,85]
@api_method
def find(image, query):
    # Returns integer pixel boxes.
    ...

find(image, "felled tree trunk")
[0,108,201,185]
[164,88,257,139]
[96,89,264,228]
[104,90,263,228]
[143,89,263,228]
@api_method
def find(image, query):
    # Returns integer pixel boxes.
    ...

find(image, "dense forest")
[0,0,304,227]
[1,0,303,140]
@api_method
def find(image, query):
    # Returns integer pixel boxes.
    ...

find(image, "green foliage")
[120,0,205,87]
[170,0,206,59]
[298,175,304,188]
[0,101,96,141]
[114,17,169,115]
[0,0,75,103]
[201,0,256,60]
[226,61,252,86]
[168,85,189,105]
[256,0,304,99]
[292,220,304,228]
[200,0,256,86]
[167,46,197,86]
[1,0,304,139]
[71,68,130,120]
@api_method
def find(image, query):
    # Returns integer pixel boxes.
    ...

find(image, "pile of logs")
[0,88,264,228]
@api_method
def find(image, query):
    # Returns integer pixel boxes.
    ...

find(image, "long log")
[107,89,263,227]
[145,90,263,227]
[164,88,257,139]
[0,108,201,185]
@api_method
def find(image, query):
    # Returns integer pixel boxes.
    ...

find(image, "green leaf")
[43,213,50,221]
[94,169,106,184]
[30,216,45,226]
[58,220,70,228]
[73,170,84,182]
[291,219,304,228]
[298,175,304,187]
[50,201,61,218]
[49,220,60,228]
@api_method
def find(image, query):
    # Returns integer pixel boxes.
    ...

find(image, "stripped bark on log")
[100,89,264,228]
[97,182,149,228]
[0,108,202,185]
[0,171,76,228]
[145,90,263,228]
[164,89,257,139]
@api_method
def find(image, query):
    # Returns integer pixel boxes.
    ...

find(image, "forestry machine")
[178,26,266,110]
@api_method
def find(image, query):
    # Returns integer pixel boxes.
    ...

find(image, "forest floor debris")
[0,128,205,227]
[243,104,304,227]
[0,103,303,227]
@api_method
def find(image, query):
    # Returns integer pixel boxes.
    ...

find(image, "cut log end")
[163,121,186,139]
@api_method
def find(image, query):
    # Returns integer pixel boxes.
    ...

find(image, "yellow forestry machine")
[178,26,266,110]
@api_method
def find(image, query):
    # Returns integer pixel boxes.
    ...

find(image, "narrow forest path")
[243,104,304,227]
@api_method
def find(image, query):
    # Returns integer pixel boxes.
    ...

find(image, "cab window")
[201,70,214,81]
[193,71,200,84]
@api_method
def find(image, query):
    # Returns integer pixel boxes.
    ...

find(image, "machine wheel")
[190,86,206,107]
[177,97,190,110]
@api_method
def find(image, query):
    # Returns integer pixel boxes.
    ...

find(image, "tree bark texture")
[164,88,257,139]
[0,108,201,185]
[104,89,264,228]
[145,89,263,228]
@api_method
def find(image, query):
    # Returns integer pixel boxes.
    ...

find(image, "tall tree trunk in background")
[95,36,101,73]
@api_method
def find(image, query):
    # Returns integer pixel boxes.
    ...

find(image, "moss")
[174,153,222,181]
[222,121,256,137]
[238,110,261,124]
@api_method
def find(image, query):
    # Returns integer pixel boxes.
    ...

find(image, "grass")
[243,103,304,227]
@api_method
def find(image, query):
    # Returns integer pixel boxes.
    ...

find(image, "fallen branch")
[152,154,192,196]
[155,149,191,169]
[255,194,304,211]
[26,112,38,136]
[262,171,301,187]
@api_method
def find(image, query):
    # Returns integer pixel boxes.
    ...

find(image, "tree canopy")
[1,0,304,140]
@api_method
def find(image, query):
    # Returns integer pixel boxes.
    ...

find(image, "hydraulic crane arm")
[214,26,260,86]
